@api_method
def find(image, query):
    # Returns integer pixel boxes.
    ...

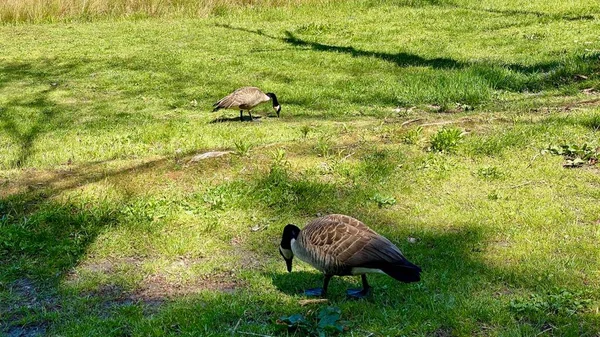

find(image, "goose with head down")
[279,214,422,299]
[212,86,281,122]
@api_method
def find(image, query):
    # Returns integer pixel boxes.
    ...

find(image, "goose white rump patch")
[351,267,385,275]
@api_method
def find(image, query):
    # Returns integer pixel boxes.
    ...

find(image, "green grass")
[1,0,600,336]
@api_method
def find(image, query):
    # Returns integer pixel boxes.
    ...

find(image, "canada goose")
[212,87,281,122]
[279,214,421,299]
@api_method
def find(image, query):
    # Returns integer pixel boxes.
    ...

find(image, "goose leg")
[304,274,331,297]
[240,110,244,122]
[346,274,371,299]
[248,110,253,122]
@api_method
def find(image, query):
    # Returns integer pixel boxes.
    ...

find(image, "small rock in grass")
[189,151,232,162]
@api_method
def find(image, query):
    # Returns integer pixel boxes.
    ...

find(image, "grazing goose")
[212,87,281,122]
[279,214,421,299]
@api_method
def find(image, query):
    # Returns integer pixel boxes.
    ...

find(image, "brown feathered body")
[291,214,421,282]
[212,87,271,112]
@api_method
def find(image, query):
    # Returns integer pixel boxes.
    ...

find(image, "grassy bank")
[2,0,599,24]
[1,0,600,336]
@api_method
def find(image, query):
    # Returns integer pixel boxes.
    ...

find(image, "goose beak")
[279,248,293,272]
[274,105,281,117]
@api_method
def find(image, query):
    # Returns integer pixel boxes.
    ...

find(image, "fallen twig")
[342,152,355,161]
[526,153,540,168]
[237,331,273,337]
[188,151,233,163]
[534,323,556,336]
[401,118,423,127]
[298,298,328,306]
[357,329,376,337]
[231,318,242,336]
[418,120,456,127]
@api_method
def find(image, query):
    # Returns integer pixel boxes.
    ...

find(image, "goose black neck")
[266,93,279,107]
[281,224,300,249]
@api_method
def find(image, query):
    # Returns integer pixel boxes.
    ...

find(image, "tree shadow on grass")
[0,60,77,168]
[224,163,599,334]
[0,58,202,168]
[1,154,599,335]
[0,151,208,334]
[0,92,57,168]
[217,24,600,94]
[209,115,264,123]
[457,6,596,21]
[270,270,359,298]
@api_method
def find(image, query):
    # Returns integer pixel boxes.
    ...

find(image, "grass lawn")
[1,0,600,335]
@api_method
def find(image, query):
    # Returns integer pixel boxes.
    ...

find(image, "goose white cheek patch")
[280,248,293,259]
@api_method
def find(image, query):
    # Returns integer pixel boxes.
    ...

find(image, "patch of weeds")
[510,289,592,317]
[233,140,252,156]
[254,150,338,211]
[487,191,500,201]
[580,114,600,130]
[543,143,599,168]
[476,166,504,180]
[203,188,227,211]
[315,135,333,157]
[417,153,455,174]
[300,124,313,139]
[261,148,292,197]
[370,193,397,208]
[359,150,397,183]
[457,103,474,111]
[402,126,423,145]
[270,148,290,172]
[202,184,241,211]
[120,198,170,229]
[466,129,527,157]
[276,306,345,337]
[429,127,463,153]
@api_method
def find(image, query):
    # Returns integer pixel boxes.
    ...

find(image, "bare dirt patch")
[431,327,453,337]
[135,272,241,301]
[73,257,245,306]
[2,278,56,337]
[5,323,48,337]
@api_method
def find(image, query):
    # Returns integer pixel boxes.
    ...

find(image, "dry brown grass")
[0,0,326,23]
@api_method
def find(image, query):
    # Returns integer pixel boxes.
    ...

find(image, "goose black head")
[279,224,300,272]
[266,93,281,117]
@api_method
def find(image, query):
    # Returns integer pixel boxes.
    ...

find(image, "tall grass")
[0,0,327,23]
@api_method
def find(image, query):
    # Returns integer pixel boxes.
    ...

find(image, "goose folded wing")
[344,235,411,268]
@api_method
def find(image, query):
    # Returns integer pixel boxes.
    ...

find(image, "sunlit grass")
[1,0,600,336]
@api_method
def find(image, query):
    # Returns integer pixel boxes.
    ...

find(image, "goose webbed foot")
[346,286,371,299]
[304,287,325,297]
[304,275,331,297]
[347,274,371,299]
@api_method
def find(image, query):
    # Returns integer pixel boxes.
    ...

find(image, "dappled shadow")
[459,6,596,21]
[209,115,263,123]
[270,270,359,298]
[0,151,206,334]
[2,150,599,335]
[0,93,56,167]
[0,56,201,168]
[0,61,79,168]
[217,24,600,93]
[282,31,463,70]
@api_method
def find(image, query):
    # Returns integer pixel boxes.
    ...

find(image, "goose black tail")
[212,105,222,112]
[382,260,422,283]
